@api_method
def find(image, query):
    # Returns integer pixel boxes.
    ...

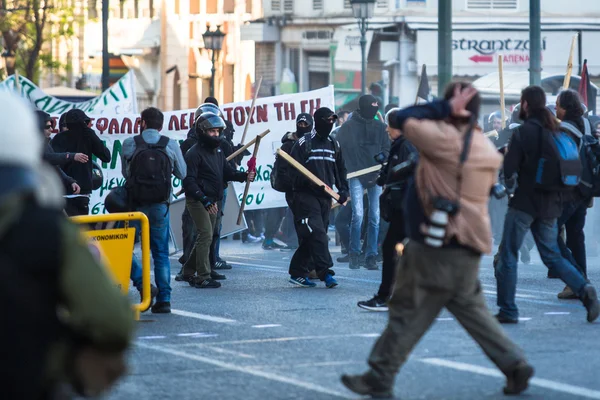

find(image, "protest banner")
[0,70,138,115]
[46,86,335,214]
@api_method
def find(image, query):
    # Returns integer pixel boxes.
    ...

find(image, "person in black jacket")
[495,85,599,324]
[51,109,111,215]
[288,107,349,288]
[357,107,417,311]
[181,112,255,289]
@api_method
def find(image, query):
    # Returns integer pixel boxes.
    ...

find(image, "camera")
[424,197,460,248]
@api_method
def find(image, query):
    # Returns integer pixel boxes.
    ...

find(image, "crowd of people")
[4,76,600,398]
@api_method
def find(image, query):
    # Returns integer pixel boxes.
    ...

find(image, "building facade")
[243,0,600,112]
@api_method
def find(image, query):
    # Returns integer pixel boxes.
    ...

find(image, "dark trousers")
[557,198,589,279]
[65,196,90,216]
[289,195,333,280]
[378,216,405,300]
[335,204,352,251]
[209,201,224,266]
[264,207,285,241]
[179,207,197,266]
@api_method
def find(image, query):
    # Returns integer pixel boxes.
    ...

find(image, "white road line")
[138,336,166,340]
[177,333,219,338]
[481,283,556,296]
[483,290,540,299]
[436,318,454,321]
[252,324,282,328]
[185,333,381,346]
[171,309,238,324]
[202,346,256,359]
[228,261,283,269]
[518,318,532,321]
[421,358,600,399]
[137,343,352,399]
[545,312,571,315]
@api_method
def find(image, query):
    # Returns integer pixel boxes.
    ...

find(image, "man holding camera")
[342,83,533,398]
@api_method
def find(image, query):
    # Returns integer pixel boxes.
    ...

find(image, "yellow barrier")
[70,212,151,320]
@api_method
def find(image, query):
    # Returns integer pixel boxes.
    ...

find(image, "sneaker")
[174,269,185,281]
[210,271,227,280]
[582,284,600,323]
[289,276,317,287]
[243,234,262,244]
[495,313,519,324]
[503,361,534,395]
[325,274,338,288]
[358,295,388,312]
[214,260,232,270]
[262,240,286,250]
[364,255,379,270]
[337,254,350,263]
[151,301,171,314]
[192,278,222,288]
[349,254,361,270]
[557,285,578,300]
[139,284,158,312]
[340,374,393,399]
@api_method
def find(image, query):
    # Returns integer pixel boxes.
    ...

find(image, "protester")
[0,91,134,400]
[121,107,186,314]
[494,85,599,323]
[181,111,255,288]
[342,82,534,398]
[51,109,111,216]
[357,106,417,311]
[336,95,390,270]
[288,107,348,288]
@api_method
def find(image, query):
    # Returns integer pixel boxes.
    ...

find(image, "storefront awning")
[333,24,396,72]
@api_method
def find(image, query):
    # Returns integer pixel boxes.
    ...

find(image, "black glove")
[199,195,213,209]
[337,191,348,205]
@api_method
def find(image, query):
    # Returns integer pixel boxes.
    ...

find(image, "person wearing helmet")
[488,109,508,132]
[51,109,111,216]
[0,91,134,400]
[181,111,256,288]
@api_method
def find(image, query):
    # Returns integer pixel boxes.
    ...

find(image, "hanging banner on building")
[46,85,335,214]
[0,70,138,115]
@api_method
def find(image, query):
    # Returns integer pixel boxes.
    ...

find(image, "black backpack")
[270,152,291,193]
[127,135,172,205]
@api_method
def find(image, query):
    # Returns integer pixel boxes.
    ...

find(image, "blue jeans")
[557,198,588,279]
[349,178,382,258]
[495,208,587,319]
[130,203,172,303]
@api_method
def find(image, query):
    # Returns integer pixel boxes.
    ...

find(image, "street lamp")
[1,49,17,76]
[202,24,226,98]
[350,0,375,95]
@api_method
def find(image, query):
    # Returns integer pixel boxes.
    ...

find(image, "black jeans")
[65,196,90,216]
[557,198,588,278]
[179,206,197,266]
[334,204,352,251]
[289,195,333,280]
[209,201,224,267]
[264,207,285,241]
[378,214,405,300]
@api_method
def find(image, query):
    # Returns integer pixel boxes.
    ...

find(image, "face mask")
[198,130,222,149]
[296,124,312,136]
[315,119,334,138]
[359,105,378,120]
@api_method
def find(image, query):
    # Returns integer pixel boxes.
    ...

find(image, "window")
[207,0,218,13]
[272,0,281,11]
[376,0,388,8]
[284,0,293,13]
[224,0,235,13]
[313,0,323,10]
[246,0,253,14]
[466,0,518,10]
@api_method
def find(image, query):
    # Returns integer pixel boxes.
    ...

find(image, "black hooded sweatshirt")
[50,126,111,194]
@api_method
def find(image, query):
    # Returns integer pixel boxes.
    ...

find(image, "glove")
[337,191,348,205]
[247,156,257,173]
[199,195,213,209]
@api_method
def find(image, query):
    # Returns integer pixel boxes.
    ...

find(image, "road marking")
[203,346,255,359]
[421,358,600,399]
[185,333,382,346]
[171,309,238,324]
[481,283,556,296]
[483,290,540,299]
[518,318,532,321]
[177,332,219,338]
[545,312,571,315]
[137,343,352,399]
[138,336,166,340]
[228,261,283,270]
[252,324,282,328]
[437,318,454,321]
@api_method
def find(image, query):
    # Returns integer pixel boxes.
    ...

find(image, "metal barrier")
[70,212,151,320]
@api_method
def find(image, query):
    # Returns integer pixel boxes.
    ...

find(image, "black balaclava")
[295,113,314,137]
[358,94,379,120]
[313,107,337,139]
[224,120,235,142]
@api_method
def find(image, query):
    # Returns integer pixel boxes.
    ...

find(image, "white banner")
[0,71,138,115]
[47,86,335,214]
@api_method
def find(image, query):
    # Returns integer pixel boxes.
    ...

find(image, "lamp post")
[202,24,226,98]
[2,49,17,77]
[350,0,375,96]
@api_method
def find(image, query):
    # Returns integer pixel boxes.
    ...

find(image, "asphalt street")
[103,237,600,400]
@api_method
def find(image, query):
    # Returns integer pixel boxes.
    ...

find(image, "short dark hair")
[141,107,164,130]
[337,110,349,119]
[443,81,481,122]
[521,85,559,132]
[204,97,219,106]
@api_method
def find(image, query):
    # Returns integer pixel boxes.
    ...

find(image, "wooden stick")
[237,136,262,225]
[498,55,506,130]
[226,129,270,162]
[276,149,340,201]
[347,164,383,180]
[240,76,263,145]
[563,34,578,89]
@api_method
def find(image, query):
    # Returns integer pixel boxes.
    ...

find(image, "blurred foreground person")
[342,83,533,398]
[0,92,135,399]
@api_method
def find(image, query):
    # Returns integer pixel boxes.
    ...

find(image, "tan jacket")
[403,119,503,254]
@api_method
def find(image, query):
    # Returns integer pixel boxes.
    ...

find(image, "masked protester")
[287,107,349,288]
[181,112,256,289]
[51,109,111,216]
[336,94,390,270]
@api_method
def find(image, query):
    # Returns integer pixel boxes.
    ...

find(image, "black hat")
[296,113,314,125]
[64,109,91,125]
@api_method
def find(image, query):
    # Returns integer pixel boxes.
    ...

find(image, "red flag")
[578,59,589,107]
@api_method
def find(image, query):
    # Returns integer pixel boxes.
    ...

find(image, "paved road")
[105,238,600,400]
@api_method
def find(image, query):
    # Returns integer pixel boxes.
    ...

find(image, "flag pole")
[414,64,425,106]
[563,33,578,89]
[498,55,506,129]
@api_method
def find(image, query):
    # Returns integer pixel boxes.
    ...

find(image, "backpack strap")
[133,134,147,149]
[156,135,170,149]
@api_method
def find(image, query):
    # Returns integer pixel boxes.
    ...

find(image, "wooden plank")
[237,137,262,225]
[240,76,263,144]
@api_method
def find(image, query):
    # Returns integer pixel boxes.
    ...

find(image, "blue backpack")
[533,121,582,192]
